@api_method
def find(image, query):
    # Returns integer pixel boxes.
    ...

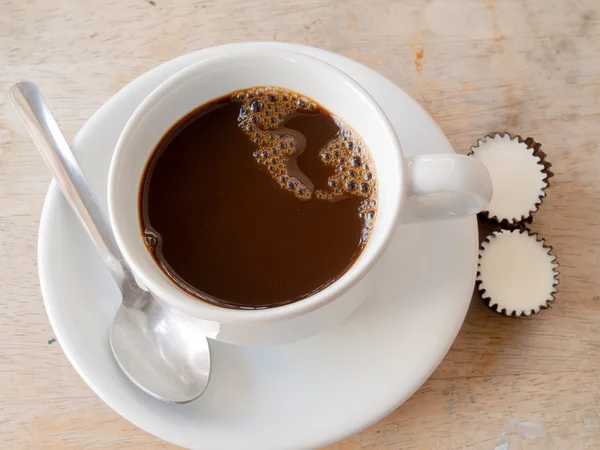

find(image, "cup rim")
[108,48,405,325]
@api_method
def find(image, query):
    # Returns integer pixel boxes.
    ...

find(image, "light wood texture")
[1,0,599,448]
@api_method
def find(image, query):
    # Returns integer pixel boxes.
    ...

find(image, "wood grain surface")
[2,0,599,448]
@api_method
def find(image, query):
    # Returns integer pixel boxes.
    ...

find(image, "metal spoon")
[10,82,211,404]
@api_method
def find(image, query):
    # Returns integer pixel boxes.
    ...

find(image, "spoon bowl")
[111,287,211,403]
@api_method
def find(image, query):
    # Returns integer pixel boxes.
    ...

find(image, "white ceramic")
[107,48,491,345]
[39,42,478,449]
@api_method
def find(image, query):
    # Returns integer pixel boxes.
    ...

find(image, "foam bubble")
[143,230,161,254]
[144,232,158,247]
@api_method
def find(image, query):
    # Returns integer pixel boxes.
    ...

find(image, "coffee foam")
[233,87,378,212]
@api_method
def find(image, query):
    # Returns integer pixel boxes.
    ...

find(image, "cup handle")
[402,154,493,223]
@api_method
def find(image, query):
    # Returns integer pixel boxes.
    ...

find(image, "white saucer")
[38,43,477,449]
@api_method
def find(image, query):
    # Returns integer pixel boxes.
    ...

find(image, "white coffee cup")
[108,49,491,345]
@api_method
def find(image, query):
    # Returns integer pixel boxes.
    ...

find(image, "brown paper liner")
[476,228,560,317]
[470,133,553,226]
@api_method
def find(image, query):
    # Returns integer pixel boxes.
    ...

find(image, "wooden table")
[2,0,599,448]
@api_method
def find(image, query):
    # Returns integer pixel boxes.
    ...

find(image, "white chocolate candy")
[470,134,547,222]
[477,229,559,316]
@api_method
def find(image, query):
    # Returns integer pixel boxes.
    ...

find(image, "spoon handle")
[10,82,134,293]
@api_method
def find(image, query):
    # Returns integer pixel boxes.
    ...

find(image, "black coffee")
[140,87,377,309]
